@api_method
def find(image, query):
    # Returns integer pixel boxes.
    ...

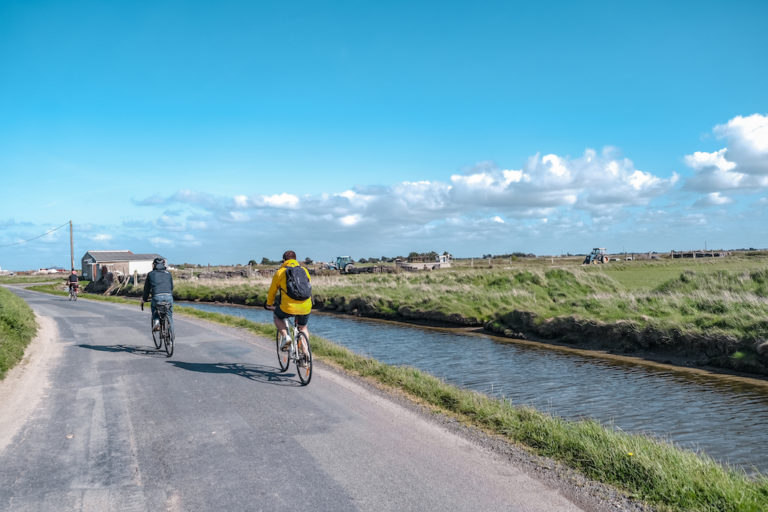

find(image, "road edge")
[0,314,63,454]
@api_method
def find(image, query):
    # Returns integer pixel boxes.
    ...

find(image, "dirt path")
[0,314,63,453]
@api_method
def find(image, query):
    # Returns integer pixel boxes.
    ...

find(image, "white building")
[81,251,162,281]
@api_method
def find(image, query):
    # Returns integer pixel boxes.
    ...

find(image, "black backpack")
[284,265,311,301]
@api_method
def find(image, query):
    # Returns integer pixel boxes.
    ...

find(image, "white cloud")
[228,211,250,222]
[119,127,768,261]
[181,234,202,247]
[542,154,570,177]
[150,237,172,246]
[256,193,300,209]
[628,170,662,190]
[451,149,675,213]
[685,148,737,172]
[684,114,768,194]
[713,114,768,175]
[130,146,677,255]
[339,214,361,226]
[91,233,113,241]
[693,192,733,207]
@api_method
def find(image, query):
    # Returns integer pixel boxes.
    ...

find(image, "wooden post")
[69,220,74,271]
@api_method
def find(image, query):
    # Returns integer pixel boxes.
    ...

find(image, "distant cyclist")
[265,250,312,352]
[65,270,79,293]
[141,257,174,332]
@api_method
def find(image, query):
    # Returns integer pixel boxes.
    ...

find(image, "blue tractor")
[327,256,356,274]
[583,248,608,265]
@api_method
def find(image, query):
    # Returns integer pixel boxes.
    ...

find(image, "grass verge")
[0,287,38,380]
[0,276,61,285]
[27,285,768,511]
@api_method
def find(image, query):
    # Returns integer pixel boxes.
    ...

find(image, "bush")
[0,287,37,379]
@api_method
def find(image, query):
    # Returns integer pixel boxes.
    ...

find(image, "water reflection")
[183,302,768,474]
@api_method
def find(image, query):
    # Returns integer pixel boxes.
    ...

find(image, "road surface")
[0,287,615,511]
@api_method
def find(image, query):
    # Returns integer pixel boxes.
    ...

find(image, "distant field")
[0,275,63,284]
[596,254,768,290]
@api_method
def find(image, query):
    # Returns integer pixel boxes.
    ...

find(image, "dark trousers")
[151,293,174,331]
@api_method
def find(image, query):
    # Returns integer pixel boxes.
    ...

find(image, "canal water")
[184,302,768,474]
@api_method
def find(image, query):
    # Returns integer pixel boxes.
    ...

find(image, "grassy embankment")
[0,286,38,380]
[25,284,768,511]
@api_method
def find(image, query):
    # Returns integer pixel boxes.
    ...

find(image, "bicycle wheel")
[295,331,312,385]
[276,331,290,372]
[151,318,162,349]
[164,318,174,357]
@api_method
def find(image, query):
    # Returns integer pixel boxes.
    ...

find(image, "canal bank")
[311,295,768,378]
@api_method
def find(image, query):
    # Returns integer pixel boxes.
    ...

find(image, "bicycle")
[267,307,312,385]
[68,285,78,301]
[142,301,174,357]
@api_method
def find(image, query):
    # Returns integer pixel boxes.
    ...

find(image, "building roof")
[84,251,162,262]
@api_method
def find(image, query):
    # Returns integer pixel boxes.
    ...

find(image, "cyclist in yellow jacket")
[266,250,312,352]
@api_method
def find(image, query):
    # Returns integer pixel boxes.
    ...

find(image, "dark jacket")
[67,274,79,283]
[142,266,174,302]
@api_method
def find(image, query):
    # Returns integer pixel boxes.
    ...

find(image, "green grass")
[598,257,768,290]
[26,284,768,510]
[0,287,38,380]
[0,275,62,284]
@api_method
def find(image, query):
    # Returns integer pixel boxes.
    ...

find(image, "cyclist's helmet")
[152,257,166,269]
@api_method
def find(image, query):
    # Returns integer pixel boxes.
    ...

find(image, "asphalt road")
[0,287,590,512]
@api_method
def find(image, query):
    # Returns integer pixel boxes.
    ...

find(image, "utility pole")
[69,220,74,271]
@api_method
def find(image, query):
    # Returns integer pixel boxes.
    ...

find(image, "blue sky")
[1,0,767,270]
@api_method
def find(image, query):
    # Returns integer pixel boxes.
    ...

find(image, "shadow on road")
[167,361,300,386]
[78,343,167,358]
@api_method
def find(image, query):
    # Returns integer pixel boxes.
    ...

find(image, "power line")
[0,221,70,248]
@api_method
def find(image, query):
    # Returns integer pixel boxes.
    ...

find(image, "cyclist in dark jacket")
[141,257,174,331]
[66,270,79,292]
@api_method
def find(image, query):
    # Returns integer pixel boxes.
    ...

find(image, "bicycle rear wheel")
[151,318,162,349]
[163,318,174,357]
[295,331,312,385]
[276,331,290,372]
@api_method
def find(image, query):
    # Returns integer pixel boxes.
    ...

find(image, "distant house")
[395,252,453,271]
[37,267,67,274]
[81,250,162,281]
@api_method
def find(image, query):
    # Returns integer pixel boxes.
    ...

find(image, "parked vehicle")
[326,256,357,274]
[583,248,609,264]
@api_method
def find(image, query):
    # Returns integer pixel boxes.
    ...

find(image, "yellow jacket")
[267,259,312,315]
